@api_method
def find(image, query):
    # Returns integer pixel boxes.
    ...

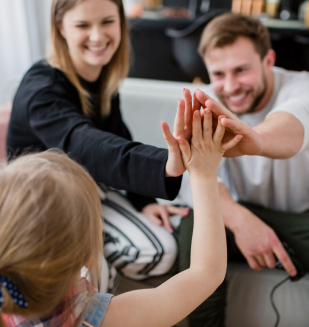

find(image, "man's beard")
[218,71,268,114]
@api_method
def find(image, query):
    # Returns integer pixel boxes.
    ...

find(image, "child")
[0,106,242,327]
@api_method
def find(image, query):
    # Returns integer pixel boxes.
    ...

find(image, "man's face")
[205,37,269,114]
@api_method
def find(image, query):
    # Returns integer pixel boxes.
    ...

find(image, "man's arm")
[218,182,297,276]
[195,90,304,159]
[253,111,303,158]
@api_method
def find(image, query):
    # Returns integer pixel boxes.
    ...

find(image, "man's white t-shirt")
[179,67,309,213]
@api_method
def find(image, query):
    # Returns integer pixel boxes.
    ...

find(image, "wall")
[0,0,52,104]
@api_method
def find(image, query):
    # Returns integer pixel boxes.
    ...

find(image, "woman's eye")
[103,20,114,24]
[76,24,88,28]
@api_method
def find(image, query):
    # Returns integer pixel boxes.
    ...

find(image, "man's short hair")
[198,13,272,60]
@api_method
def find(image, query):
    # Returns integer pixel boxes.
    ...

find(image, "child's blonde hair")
[0,151,103,325]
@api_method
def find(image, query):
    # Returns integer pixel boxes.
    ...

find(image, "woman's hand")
[142,203,190,233]
[162,89,201,177]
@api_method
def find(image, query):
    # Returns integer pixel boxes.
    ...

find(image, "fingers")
[143,204,174,233]
[246,256,263,271]
[156,207,173,233]
[213,115,225,145]
[151,206,191,233]
[222,134,243,152]
[161,121,185,177]
[262,251,277,269]
[220,117,248,135]
[166,205,190,217]
[246,241,297,276]
[177,137,191,164]
[202,109,213,141]
[205,98,234,119]
[192,110,202,143]
[148,215,165,227]
[174,99,186,138]
[161,121,178,149]
[195,89,210,110]
[183,89,193,135]
[193,90,202,112]
[273,242,297,276]
[256,254,267,268]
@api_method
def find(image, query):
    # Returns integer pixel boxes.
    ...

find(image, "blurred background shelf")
[128,4,309,83]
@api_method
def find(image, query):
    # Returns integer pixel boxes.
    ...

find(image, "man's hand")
[142,203,190,233]
[231,207,297,276]
[163,89,201,177]
[195,90,264,157]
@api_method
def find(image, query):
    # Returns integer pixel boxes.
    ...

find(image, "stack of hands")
[142,88,245,233]
[142,88,248,233]
[162,88,263,178]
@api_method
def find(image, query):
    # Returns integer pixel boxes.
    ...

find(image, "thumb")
[177,137,191,164]
[161,121,178,149]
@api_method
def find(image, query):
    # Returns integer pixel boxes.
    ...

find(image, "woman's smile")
[59,0,121,81]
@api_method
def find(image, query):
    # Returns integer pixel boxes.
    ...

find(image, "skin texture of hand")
[176,109,243,175]
[163,89,201,177]
[194,90,264,157]
[230,205,297,276]
[142,203,190,233]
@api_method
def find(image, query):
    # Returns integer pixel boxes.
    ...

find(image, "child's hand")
[177,109,243,176]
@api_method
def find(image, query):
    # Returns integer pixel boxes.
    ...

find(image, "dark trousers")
[178,202,309,327]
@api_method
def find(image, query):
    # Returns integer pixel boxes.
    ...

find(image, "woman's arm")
[194,90,305,159]
[11,87,181,200]
[101,109,242,327]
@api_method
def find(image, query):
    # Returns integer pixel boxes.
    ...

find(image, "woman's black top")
[7,60,181,211]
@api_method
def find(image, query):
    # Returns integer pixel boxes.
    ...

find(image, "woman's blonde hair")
[0,151,103,325]
[47,0,130,116]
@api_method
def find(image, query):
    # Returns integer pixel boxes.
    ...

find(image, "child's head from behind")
[48,0,129,116]
[0,151,102,318]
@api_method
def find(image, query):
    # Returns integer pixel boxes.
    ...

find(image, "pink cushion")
[0,103,12,162]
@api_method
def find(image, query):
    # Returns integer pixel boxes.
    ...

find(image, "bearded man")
[178,13,309,327]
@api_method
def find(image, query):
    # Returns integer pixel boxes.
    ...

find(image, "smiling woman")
[58,0,121,81]
[47,0,129,116]
[7,0,190,291]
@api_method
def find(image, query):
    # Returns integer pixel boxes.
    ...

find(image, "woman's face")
[59,0,121,81]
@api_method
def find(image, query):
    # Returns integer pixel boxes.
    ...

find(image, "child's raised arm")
[101,105,242,327]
